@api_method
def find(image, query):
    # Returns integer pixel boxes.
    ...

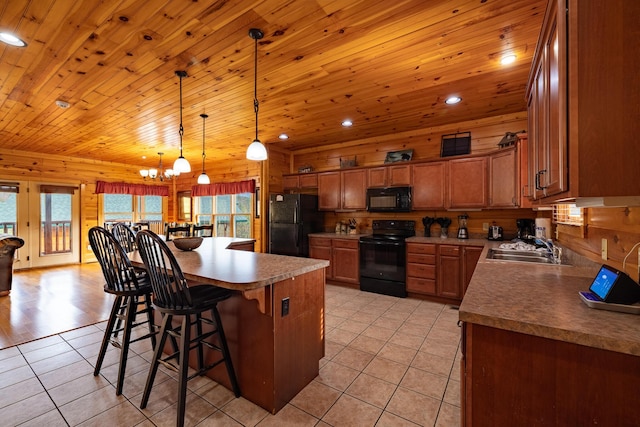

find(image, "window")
[0,184,18,235]
[553,203,584,226]
[103,194,162,223]
[193,193,252,238]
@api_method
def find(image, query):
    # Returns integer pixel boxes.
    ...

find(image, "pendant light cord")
[178,71,185,156]
[253,34,259,141]
[201,114,207,169]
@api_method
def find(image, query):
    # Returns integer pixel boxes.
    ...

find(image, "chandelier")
[197,113,211,184]
[140,152,177,181]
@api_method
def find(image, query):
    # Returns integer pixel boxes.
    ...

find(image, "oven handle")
[360,240,404,247]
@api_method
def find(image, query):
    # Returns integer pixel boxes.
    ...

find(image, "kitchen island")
[459,245,640,425]
[130,237,330,414]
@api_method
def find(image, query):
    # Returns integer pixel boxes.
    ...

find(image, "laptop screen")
[589,265,619,300]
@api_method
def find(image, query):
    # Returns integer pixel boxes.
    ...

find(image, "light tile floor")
[0,285,462,426]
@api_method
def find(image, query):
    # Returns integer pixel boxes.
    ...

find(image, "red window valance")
[191,179,256,197]
[95,181,169,196]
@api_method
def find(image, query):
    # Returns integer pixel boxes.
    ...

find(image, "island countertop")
[129,237,329,292]
[459,244,640,356]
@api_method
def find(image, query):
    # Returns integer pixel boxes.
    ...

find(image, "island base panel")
[463,323,640,425]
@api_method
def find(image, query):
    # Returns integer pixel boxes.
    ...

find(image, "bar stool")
[135,230,240,427]
[88,226,157,395]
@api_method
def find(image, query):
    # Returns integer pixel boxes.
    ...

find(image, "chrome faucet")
[527,236,562,264]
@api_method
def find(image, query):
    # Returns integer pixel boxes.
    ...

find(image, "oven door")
[359,238,407,297]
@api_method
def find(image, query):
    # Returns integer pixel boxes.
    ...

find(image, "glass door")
[0,181,28,269]
[30,183,80,267]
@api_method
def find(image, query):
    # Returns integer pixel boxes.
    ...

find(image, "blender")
[457,214,469,239]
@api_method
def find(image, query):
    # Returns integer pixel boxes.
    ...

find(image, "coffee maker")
[516,218,535,241]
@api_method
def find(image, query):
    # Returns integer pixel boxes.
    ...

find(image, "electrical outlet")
[601,238,608,260]
[483,222,489,231]
[281,297,290,317]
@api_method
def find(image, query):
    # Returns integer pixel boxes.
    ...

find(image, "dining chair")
[111,222,137,252]
[192,224,214,237]
[88,226,157,396]
[165,223,191,241]
[135,230,240,427]
[132,221,150,232]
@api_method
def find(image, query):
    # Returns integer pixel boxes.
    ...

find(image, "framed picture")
[384,149,413,163]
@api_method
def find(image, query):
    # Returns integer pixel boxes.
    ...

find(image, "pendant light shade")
[173,70,191,173]
[246,28,267,161]
[197,113,211,185]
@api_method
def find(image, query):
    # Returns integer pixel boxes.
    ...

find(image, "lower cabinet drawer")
[407,263,436,279]
[407,253,436,264]
[333,239,359,249]
[407,277,436,294]
[309,237,332,247]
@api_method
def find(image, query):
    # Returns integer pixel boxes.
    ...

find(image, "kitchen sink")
[486,248,558,264]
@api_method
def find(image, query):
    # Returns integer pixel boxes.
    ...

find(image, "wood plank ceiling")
[0,0,547,168]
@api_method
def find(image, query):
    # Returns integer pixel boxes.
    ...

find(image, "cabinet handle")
[535,169,547,190]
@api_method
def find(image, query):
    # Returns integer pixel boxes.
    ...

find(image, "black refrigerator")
[269,194,324,257]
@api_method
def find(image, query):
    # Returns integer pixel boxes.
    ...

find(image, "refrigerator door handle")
[294,200,298,224]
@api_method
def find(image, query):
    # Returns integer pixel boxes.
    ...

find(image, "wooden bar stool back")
[135,230,240,427]
[165,224,191,241]
[88,226,157,395]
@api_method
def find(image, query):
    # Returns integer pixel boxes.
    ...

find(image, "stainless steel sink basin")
[486,248,556,264]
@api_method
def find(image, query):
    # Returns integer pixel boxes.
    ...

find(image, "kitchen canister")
[535,218,552,239]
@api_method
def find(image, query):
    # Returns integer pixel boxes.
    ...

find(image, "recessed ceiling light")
[0,32,27,47]
[445,96,461,105]
[342,119,353,127]
[500,54,517,65]
[278,133,289,140]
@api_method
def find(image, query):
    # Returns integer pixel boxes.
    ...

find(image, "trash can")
[0,234,25,297]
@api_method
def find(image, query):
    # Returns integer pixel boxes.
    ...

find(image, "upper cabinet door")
[489,148,518,208]
[448,157,487,209]
[317,172,341,210]
[367,167,387,188]
[388,164,411,186]
[342,169,367,210]
[412,162,447,209]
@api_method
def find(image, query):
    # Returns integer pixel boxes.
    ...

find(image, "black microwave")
[366,187,412,212]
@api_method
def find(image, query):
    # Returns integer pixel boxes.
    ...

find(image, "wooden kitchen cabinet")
[527,0,640,202]
[308,236,333,279]
[309,235,359,284]
[367,164,410,188]
[462,246,482,294]
[462,323,640,425]
[411,162,447,209]
[438,245,461,300]
[488,147,518,207]
[318,169,366,211]
[406,243,437,295]
[449,157,487,209]
[331,238,359,284]
[283,173,318,190]
[407,242,480,302]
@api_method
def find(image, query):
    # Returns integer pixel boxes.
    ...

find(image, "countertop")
[130,237,329,291]
[459,243,640,356]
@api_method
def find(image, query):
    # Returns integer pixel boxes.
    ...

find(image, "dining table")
[129,236,330,414]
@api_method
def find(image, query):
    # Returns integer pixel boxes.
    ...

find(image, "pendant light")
[246,28,268,161]
[197,113,211,185]
[173,70,191,173]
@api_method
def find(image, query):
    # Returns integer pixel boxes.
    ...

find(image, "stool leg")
[143,293,156,349]
[115,295,136,395]
[140,313,172,409]
[195,313,205,372]
[176,315,191,427]
[94,295,123,376]
[211,306,241,397]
